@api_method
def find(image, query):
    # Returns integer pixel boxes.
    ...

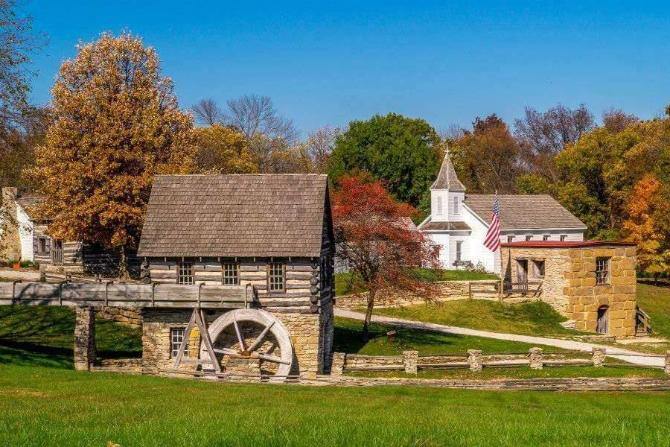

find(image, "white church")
[418,153,587,273]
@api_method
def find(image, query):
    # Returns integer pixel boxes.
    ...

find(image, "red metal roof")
[501,240,635,249]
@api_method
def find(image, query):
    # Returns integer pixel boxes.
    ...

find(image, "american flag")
[484,196,501,252]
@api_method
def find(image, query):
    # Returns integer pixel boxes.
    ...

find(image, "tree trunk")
[362,289,376,341]
[118,245,130,280]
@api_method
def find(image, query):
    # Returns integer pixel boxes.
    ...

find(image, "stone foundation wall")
[141,309,196,375]
[335,281,499,309]
[97,306,142,328]
[140,308,330,379]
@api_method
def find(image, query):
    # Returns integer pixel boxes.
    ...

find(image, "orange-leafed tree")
[333,175,439,339]
[623,174,670,280]
[30,33,195,276]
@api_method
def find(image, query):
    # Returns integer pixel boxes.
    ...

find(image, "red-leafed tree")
[333,175,439,339]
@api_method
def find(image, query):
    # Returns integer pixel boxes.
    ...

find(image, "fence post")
[529,347,543,369]
[467,349,482,372]
[592,347,606,367]
[498,279,503,302]
[665,351,670,376]
[403,350,418,375]
[331,352,346,378]
[468,282,472,300]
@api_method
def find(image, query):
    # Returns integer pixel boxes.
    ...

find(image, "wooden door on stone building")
[596,305,609,334]
[516,260,528,293]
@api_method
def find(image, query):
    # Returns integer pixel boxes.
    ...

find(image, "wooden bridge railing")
[0,282,249,309]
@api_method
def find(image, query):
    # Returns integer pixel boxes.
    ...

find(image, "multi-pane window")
[223,262,239,285]
[170,327,188,358]
[596,257,610,285]
[542,235,550,241]
[177,261,194,285]
[560,235,567,242]
[38,237,48,255]
[268,262,285,292]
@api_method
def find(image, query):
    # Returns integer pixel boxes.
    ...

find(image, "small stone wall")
[335,280,500,309]
[330,348,654,375]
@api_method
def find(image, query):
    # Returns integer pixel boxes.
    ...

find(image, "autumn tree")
[192,98,223,126]
[194,124,257,174]
[623,175,670,279]
[31,33,195,276]
[514,104,594,180]
[306,126,339,173]
[450,114,521,193]
[328,113,441,211]
[333,176,438,339]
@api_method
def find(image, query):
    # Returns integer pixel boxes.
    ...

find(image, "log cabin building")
[1,187,134,276]
[137,174,335,378]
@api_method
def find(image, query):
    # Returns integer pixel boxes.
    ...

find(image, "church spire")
[431,148,466,191]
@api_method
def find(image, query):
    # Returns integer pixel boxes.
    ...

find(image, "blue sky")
[25,1,670,136]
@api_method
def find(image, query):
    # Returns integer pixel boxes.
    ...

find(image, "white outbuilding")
[419,153,587,273]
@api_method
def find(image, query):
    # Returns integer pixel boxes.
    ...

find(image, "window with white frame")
[525,235,533,241]
[596,257,610,285]
[543,235,550,241]
[507,235,514,243]
[177,261,194,285]
[268,262,285,292]
[170,327,188,358]
[452,196,459,214]
[436,196,443,216]
[455,241,463,262]
[560,235,567,242]
[222,262,239,285]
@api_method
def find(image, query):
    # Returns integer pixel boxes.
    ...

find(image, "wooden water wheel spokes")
[203,308,294,381]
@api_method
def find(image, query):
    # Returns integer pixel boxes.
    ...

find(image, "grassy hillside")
[335,268,498,296]
[0,364,669,446]
[334,317,566,355]
[0,306,141,368]
[371,300,577,337]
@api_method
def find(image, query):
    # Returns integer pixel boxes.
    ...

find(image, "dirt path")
[335,308,666,368]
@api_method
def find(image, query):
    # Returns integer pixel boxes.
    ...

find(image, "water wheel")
[201,308,294,381]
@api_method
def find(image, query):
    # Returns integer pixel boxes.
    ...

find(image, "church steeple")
[431,149,466,192]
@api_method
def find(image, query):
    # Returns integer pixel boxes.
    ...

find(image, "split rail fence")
[331,348,670,376]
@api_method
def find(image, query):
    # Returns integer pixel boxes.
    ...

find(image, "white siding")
[16,204,34,262]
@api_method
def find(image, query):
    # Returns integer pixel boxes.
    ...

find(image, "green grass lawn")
[637,284,670,338]
[0,364,669,446]
[370,300,578,337]
[335,269,498,296]
[334,317,567,355]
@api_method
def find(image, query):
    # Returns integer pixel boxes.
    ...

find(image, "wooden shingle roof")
[464,194,587,231]
[138,174,329,258]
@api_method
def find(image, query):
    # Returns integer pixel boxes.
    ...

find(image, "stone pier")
[74,307,96,371]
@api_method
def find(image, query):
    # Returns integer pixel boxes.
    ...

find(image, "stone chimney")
[1,187,21,262]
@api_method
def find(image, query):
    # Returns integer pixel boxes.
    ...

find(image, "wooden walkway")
[0,281,251,309]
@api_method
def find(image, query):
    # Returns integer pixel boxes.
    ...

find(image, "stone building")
[501,241,638,337]
[136,174,335,379]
